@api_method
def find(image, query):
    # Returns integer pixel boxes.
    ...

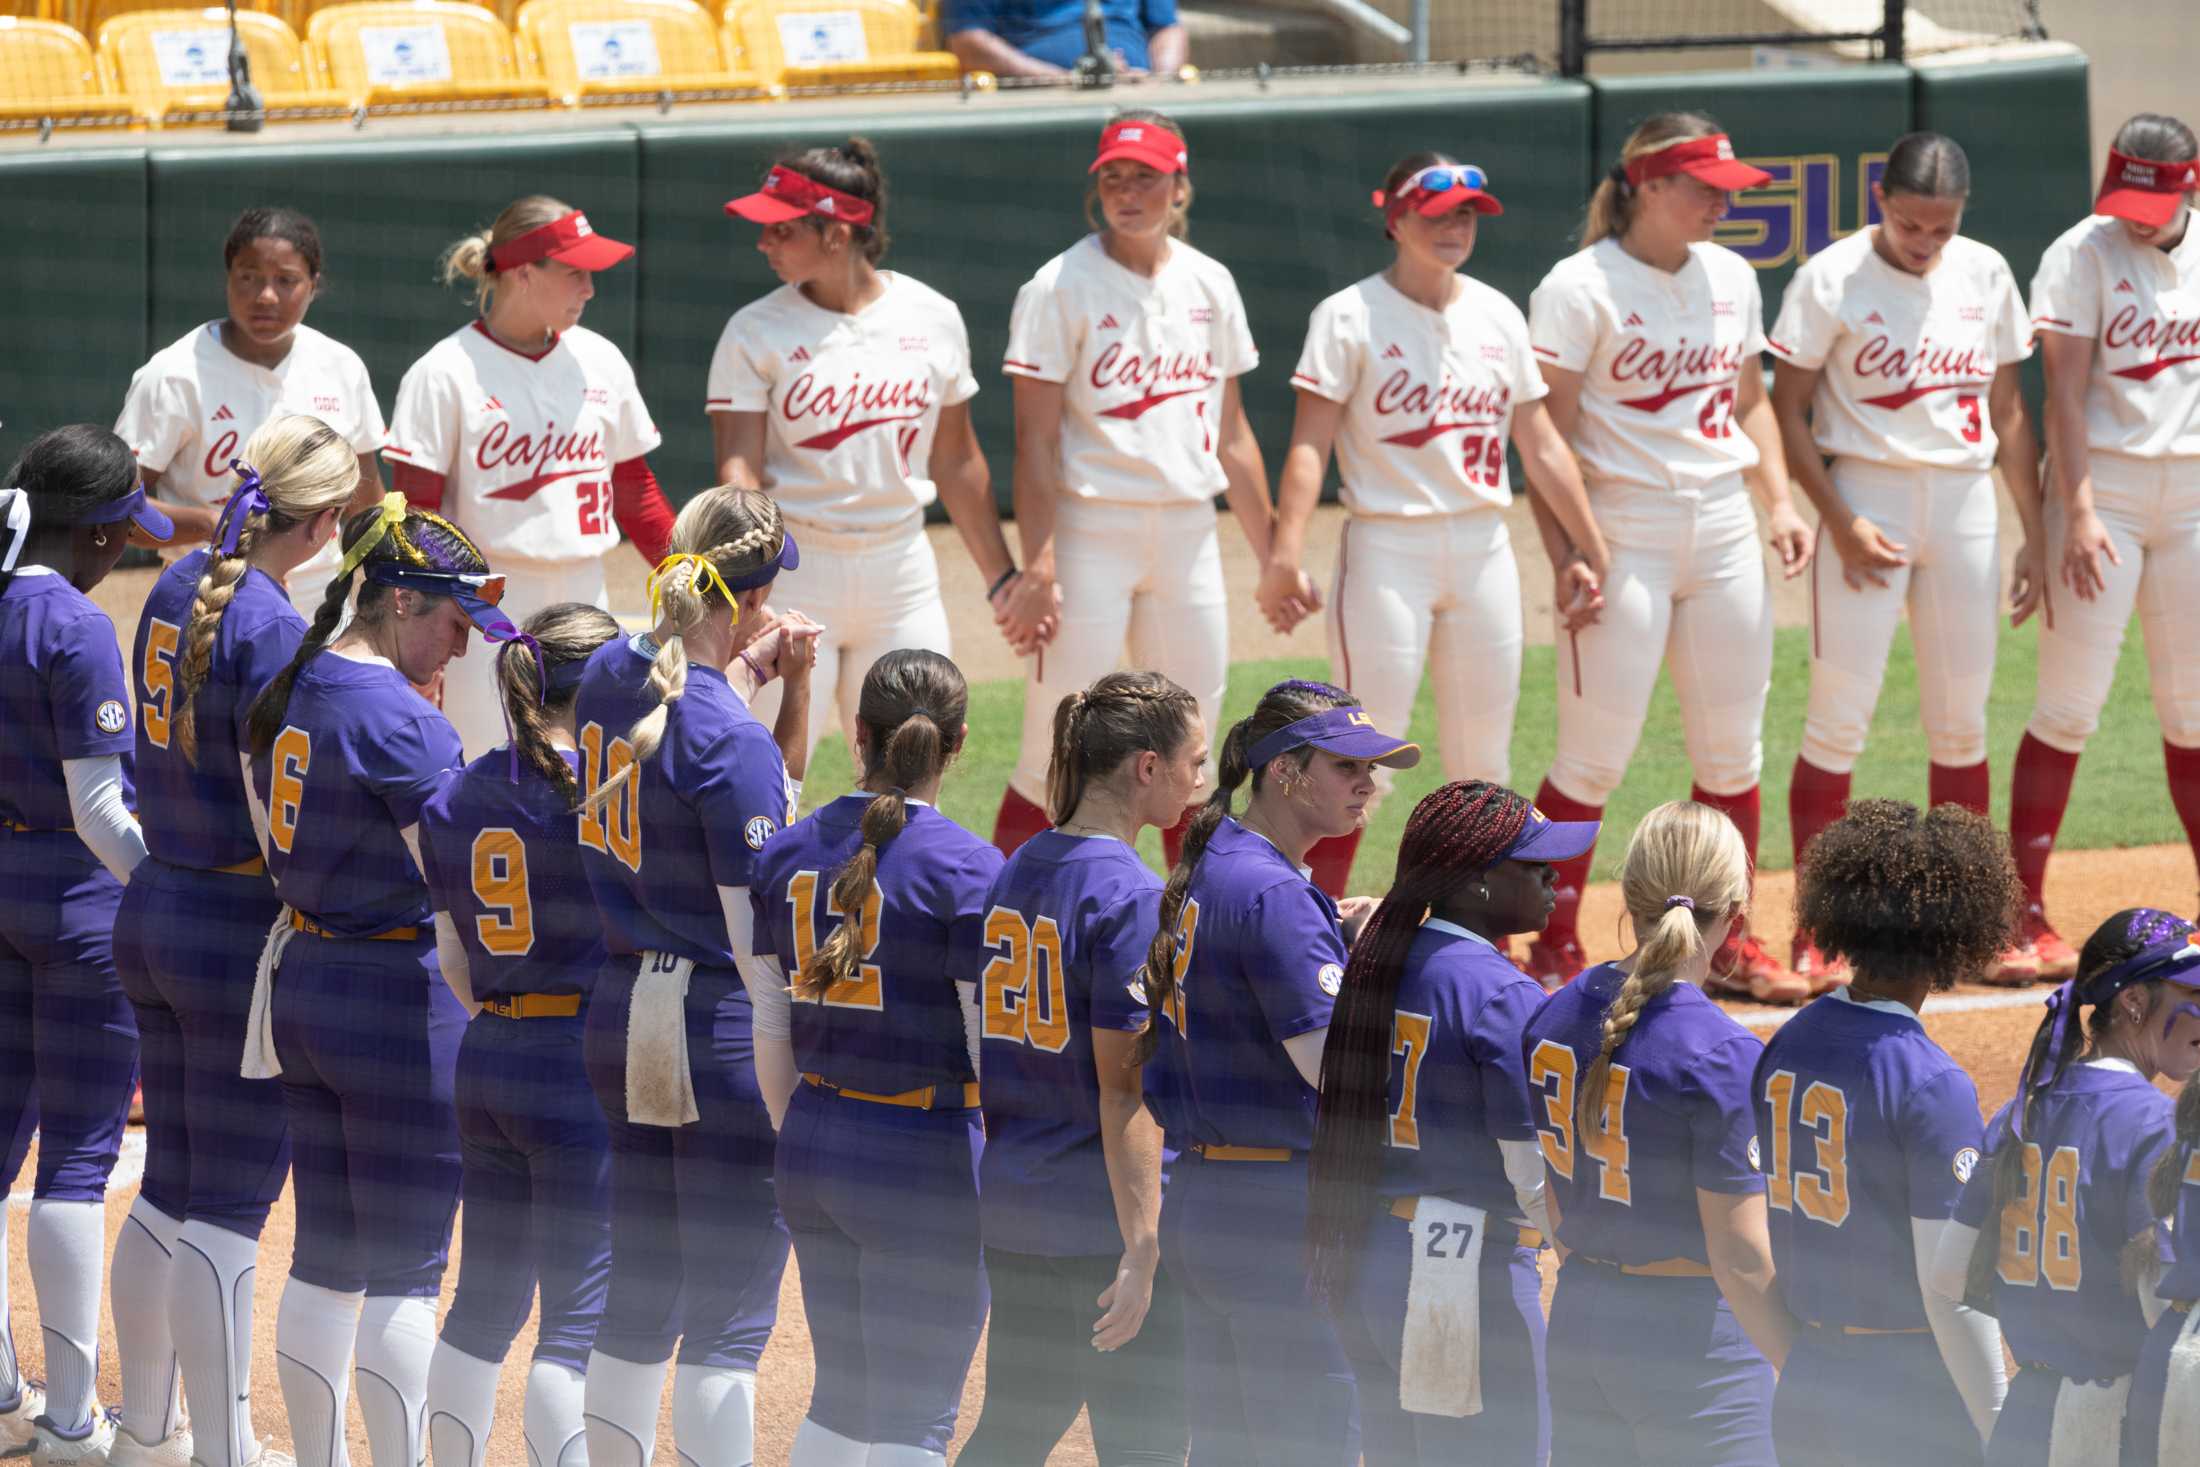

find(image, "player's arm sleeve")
[1502,301,1550,404]
[1930,1109,2010,1302]
[389,463,447,513]
[62,756,147,883]
[432,911,481,1018]
[1903,1068,1987,1222]
[240,750,271,861]
[945,303,980,407]
[1992,257,2035,363]
[940,846,1009,1079]
[1914,1214,2007,1441]
[1476,985,1556,1232]
[1289,296,1360,403]
[2028,234,2099,338]
[1766,263,1838,367]
[705,316,773,414]
[1003,274,1075,382]
[1087,883,1162,1035]
[1215,272,1259,378]
[1527,267,1599,373]
[343,352,389,451]
[115,364,191,475]
[1245,882,1346,1045]
[698,724,788,892]
[1501,1138,1556,1239]
[1687,1034,1770,1195]
[611,457,675,565]
[383,359,459,477]
[363,718,465,834]
[230,614,307,751]
[724,882,795,1130]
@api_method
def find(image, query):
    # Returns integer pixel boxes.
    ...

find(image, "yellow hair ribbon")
[647,551,739,628]
[337,491,409,577]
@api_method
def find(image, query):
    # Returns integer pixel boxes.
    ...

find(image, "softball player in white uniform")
[1769,131,2042,991]
[990,109,1278,863]
[1266,151,1608,897]
[711,138,1022,767]
[385,196,675,758]
[1523,114,1815,1002]
[115,206,385,613]
[2013,113,2200,979]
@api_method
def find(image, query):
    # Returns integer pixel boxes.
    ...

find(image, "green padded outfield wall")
[0,57,2089,504]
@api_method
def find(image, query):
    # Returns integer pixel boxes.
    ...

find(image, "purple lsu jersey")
[968,831,1160,1257]
[418,750,606,1001]
[1140,817,1346,1154]
[133,551,303,869]
[1376,920,1543,1219]
[1955,1063,2175,1380]
[1522,963,1766,1267]
[750,793,1003,1095]
[574,634,786,965]
[0,572,134,830]
[253,653,463,936]
[1753,991,1984,1332]
[2160,1145,2200,1301]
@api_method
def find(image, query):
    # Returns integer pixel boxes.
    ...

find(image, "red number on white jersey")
[576,480,611,537]
[1696,386,1737,440]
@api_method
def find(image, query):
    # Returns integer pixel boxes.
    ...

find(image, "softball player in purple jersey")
[1761,800,2022,1466]
[2126,1075,2200,1467]
[113,414,356,1467]
[1522,800,1795,1467]
[1140,678,1420,1467]
[747,650,1002,1467]
[415,603,622,1467]
[0,426,173,1461]
[574,486,815,1467]
[241,493,493,1467]
[1306,781,1595,1467]
[958,670,1205,1467]
[1931,910,2200,1467]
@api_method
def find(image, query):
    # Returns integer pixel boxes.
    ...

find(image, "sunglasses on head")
[1402,164,1489,196]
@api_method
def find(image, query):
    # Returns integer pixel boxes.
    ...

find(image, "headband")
[2102,148,2198,196]
[2014,937,2200,1139]
[1622,133,1773,191]
[487,211,636,273]
[338,491,409,577]
[216,459,269,558]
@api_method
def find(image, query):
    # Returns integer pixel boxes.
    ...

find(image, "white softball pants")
[441,558,609,760]
[2029,452,2200,754]
[1008,498,1228,807]
[1326,510,1520,818]
[1800,460,1999,774]
[1549,479,1772,806]
[750,514,953,767]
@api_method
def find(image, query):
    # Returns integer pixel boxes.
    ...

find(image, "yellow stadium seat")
[307,0,553,110]
[725,0,955,90]
[97,8,348,124]
[513,0,767,106]
[73,0,277,43]
[0,16,136,129]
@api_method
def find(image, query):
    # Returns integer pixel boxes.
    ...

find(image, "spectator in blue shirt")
[945,0,1186,77]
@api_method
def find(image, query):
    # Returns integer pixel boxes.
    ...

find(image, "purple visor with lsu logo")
[73,484,175,544]
[1500,805,1601,864]
[363,564,516,641]
[1245,708,1421,772]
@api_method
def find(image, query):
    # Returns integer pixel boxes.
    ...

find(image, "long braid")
[1307,782,1533,1302]
[1046,671,1200,827]
[172,517,262,765]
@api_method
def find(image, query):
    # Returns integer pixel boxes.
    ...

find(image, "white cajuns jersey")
[1529,237,1766,492]
[2031,210,2200,460]
[1769,230,2031,472]
[116,321,384,513]
[384,321,660,568]
[1291,272,1547,516]
[1004,234,1258,506]
[705,272,978,530]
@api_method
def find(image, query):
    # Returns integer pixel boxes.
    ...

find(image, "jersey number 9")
[1528,1040,1633,1204]
[140,618,181,751]
[787,869,883,1010]
[470,827,536,957]
[982,906,1069,1053]
[1762,1070,1852,1227]
[578,721,641,874]
[1997,1141,2082,1292]
[268,726,311,855]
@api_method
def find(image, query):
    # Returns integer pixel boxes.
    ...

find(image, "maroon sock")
[991,785,1052,858]
[2009,733,2081,911]
[1534,779,1603,948]
[1692,783,1763,871]
[1787,758,1852,870]
[1306,830,1364,901]
[2165,741,2200,878]
[1161,807,1197,870]
[1929,759,1991,818]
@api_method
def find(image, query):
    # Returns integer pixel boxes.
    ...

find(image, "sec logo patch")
[1317,962,1344,997]
[94,700,127,735]
[1748,1135,1763,1171]
[1127,978,1148,1006]
[744,815,776,850]
[1953,1147,1980,1184]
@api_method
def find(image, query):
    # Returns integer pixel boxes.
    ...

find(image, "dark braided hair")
[500,603,620,808]
[1136,678,1358,1064]
[1306,781,1535,1302]
[1047,670,1200,826]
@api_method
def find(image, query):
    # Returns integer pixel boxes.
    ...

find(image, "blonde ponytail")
[439,194,574,312]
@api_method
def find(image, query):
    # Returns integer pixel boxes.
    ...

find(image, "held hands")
[1765,502,1815,581]
[2010,539,2052,630]
[1255,559,1322,635]
[744,609,824,686]
[1336,895,1380,946]
[1555,554,1604,633]
[2059,507,2122,602]
[1093,1246,1158,1352]
[993,570,1061,657]
[1829,513,1907,590]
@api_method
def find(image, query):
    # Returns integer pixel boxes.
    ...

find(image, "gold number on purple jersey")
[1529,1040,1579,1179]
[268,725,311,854]
[1582,1065,1633,1205]
[1389,1010,1433,1150]
[470,827,536,957]
[980,906,1069,1053]
[1999,1142,2082,1291]
[1762,1070,1852,1226]
[1159,898,1199,1039]
[786,869,884,1010]
[578,720,642,874]
[141,618,180,751]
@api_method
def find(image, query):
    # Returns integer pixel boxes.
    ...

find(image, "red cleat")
[1791,936,1850,996]
[1990,906,2080,987]
[1708,930,1811,1005]
[1525,934,1587,992]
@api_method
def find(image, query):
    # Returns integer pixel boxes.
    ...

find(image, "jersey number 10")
[578,721,641,874]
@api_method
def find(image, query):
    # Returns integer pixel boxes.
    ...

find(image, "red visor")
[1090,120,1188,176]
[1624,134,1772,192]
[489,212,634,273]
[724,167,877,227]
[2096,148,2198,228]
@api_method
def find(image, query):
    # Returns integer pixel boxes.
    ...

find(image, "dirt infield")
[10,838,2189,1466]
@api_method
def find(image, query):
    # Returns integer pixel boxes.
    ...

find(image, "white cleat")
[192,1450,294,1467]
[3,1410,119,1465]
[0,1389,48,1455]
[106,1428,192,1467]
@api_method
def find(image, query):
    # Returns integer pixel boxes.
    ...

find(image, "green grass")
[797,617,2180,886]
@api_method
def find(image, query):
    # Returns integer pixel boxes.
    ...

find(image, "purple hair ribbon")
[2012,980,2080,1143]
[217,460,269,557]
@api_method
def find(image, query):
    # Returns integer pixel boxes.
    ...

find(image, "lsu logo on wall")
[1718,153,1889,270]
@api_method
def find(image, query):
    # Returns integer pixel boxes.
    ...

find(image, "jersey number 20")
[981,906,1069,1052]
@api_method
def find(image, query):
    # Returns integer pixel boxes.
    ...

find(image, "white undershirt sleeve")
[399,823,424,877]
[1282,1028,1328,1090]
[63,755,147,883]
[1915,1216,2005,1442]
[432,911,480,1018]
[958,980,982,1079]
[722,885,796,1130]
[1500,1137,1556,1240]
[240,751,271,861]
